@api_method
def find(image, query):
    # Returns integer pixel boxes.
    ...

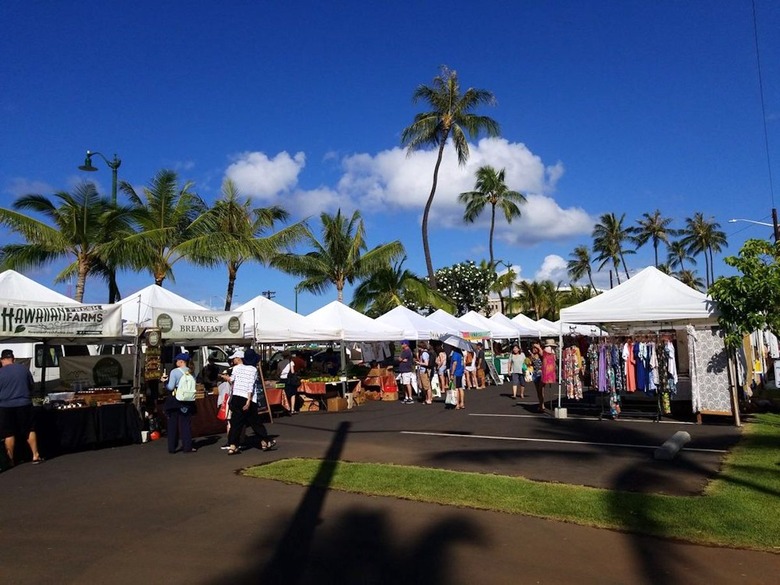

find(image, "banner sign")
[59,354,136,389]
[152,308,243,340]
[460,330,491,341]
[0,303,122,338]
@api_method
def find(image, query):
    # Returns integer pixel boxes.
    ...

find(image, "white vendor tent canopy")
[116,285,206,338]
[0,270,122,343]
[375,306,450,340]
[306,301,405,341]
[235,295,339,343]
[490,312,543,337]
[559,266,719,327]
[460,310,519,339]
[427,309,490,341]
[0,270,78,304]
[511,313,557,336]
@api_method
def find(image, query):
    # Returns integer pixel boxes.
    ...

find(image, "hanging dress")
[624,342,636,392]
[542,350,557,384]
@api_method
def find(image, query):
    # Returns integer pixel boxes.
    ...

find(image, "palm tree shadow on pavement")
[211,420,487,585]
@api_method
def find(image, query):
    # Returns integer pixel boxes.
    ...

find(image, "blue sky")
[1,1,778,315]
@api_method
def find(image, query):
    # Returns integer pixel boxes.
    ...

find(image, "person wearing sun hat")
[225,349,258,455]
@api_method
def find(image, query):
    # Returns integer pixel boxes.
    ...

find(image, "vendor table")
[37,403,142,457]
[156,395,227,438]
[263,384,290,414]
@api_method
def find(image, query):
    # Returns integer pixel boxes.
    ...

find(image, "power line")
[752,0,776,208]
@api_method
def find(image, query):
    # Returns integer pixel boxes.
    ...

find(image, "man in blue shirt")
[0,349,42,466]
[450,348,465,410]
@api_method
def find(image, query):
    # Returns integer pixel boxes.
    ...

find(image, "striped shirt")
[230,363,257,400]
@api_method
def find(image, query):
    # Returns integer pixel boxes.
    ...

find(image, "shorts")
[438,366,447,376]
[465,365,476,372]
[453,374,464,389]
[400,372,415,385]
[511,372,523,386]
[0,405,34,439]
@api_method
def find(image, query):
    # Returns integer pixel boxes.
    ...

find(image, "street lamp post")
[728,213,780,242]
[78,150,122,205]
[78,149,122,302]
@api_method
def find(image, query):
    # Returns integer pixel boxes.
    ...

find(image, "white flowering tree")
[433,260,493,315]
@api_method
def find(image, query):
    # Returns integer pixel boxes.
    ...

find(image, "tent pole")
[557,327,563,410]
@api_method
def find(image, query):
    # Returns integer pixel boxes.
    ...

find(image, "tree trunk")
[224,262,238,311]
[613,259,621,284]
[421,139,448,289]
[75,261,88,303]
[587,269,596,292]
[489,203,497,269]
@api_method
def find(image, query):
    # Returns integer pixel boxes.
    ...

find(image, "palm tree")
[516,279,561,321]
[567,245,597,290]
[675,269,705,291]
[351,257,455,317]
[179,179,306,310]
[561,284,597,308]
[0,183,132,302]
[401,66,500,288]
[272,209,405,302]
[592,212,634,284]
[667,240,697,272]
[680,213,728,288]
[117,169,205,286]
[490,265,517,315]
[458,165,525,269]
[629,210,677,267]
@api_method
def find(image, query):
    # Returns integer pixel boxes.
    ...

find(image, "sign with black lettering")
[0,303,122,338]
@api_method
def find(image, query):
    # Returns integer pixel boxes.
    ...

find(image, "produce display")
[302,375,342,383]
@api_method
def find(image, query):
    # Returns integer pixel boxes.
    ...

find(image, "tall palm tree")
[629,210,676,267]
[567,245,597,290]
[458,165,525,269]
[675,269,705,291]
[667,240,697,272]
[179,179,306,310]
[351,257,455,317]
[560,284,597,308]
[272,209,405,302]
[0,183,132,302]
[401,66,500,288]
[592,212,634,285]
[118,169,205,286]
[680,213,728,288]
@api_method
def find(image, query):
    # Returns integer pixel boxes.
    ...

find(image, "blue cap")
[401,340,410,346]
[174,352,190,362]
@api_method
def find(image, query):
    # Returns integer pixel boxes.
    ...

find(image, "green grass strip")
[244,413,780,552]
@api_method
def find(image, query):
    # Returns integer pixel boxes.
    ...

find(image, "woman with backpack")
[161,352,197,454]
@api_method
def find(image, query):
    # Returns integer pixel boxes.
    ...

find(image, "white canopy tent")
[306,301,405,341]
[559,266,718,327]
[427,309,490,340]
[559,267,730,422]
[0,270,122,344]
[460,310,519,339]
[375,306,451,340]
[511,313,557,336]
[116,285,208,339]
[235,295,340,343]
[489,312,542,337]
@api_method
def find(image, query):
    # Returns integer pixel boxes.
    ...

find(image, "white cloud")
[5,177,54,198]
[534,254,568,282]
[218,141,596,246]
[225,151,306,199]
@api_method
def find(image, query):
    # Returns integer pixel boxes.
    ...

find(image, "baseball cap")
[1,349,14,359]
[229,349,245,360]
[401,340,410,346]
[174,352,190,362]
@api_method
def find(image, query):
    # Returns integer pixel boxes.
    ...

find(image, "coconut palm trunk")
[421,140,448,289]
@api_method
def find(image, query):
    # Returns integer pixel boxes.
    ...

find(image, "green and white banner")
[152,308,244,340]
[0,303,122,338]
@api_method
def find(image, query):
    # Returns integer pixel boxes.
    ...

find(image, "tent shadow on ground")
[206,421,487,585]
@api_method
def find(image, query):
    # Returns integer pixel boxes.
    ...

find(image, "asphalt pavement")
[2,383,777,584]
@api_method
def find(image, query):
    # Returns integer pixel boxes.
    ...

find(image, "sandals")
[261,439,277,451]
[227,447,241,455]
[32,457,44,465]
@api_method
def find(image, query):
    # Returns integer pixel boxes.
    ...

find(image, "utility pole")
[262,290,276,300]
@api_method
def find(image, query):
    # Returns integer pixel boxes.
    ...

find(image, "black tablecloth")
[37,403,142,457]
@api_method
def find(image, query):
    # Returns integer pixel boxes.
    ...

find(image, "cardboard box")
[327,397,348,412]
